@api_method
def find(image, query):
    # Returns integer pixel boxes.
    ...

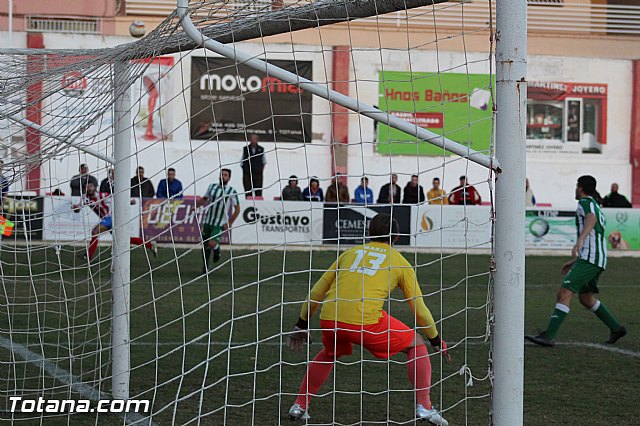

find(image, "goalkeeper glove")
[428,335,451,364]
[287,318,310,353]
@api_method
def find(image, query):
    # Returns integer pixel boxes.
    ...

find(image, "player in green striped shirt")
[196,168,240,272]
[527,175,626,347]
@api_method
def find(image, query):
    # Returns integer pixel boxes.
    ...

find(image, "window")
[26,16,101,34]
[528,0,564,5]
[526,102,563,141]
[565,99,582,143]
[582,99,603,153]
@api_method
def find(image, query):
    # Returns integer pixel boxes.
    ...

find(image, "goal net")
[0,0,502,423]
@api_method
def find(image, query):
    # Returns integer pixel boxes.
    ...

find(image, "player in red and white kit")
[73,181,156,260]
[447,175,482,205]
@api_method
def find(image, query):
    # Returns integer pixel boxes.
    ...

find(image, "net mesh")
[0,0,496,424]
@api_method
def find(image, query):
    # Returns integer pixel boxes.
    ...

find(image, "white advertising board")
[412,205,492,249]
[42,196,141,242]
[525,209,576,250]
[231,200,324,245]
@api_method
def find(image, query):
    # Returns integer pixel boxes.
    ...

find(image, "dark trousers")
[243,171,263,197]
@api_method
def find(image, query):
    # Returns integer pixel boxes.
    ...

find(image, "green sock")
[592,301,621,332]
[545,303,570,340]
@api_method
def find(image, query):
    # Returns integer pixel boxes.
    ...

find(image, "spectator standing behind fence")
[131,166,155,198]
[354,177,374,204]
[282,175,303,201]
[325,174,350,204]
[448,175,482,205]
[603,183,632,208]
[303,178,324,202]
[427,177,447,205]
[403,175,425,204]
[526,178,536,207]
[377,174,401,204]
[100,168,114,195]
[241,133,266,198]
[70,164,98,197]
[157,168,184,199]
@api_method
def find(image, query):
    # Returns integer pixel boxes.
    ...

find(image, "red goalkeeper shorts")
[320,311,415,359]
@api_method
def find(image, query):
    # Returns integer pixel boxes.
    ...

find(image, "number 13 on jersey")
[348,249,387,276]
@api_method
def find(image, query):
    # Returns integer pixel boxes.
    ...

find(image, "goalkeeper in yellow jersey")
[286,214,450,425]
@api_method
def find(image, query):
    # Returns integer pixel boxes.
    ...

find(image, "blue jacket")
[302,187,323,202]
[156,178,183,199]
[354,185,374,204]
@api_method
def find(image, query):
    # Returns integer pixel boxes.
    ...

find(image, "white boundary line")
[0,336,157,425]
[123,340,640,358]
[131,279,636,290]
[4,240,640,257]
[553,341,640,358]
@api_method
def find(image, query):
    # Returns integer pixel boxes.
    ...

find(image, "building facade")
[1,0,639,208]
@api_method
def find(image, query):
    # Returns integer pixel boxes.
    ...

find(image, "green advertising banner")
[377,71,493,156]
[525,210,576,250]
[525,208,640,251]
[605,208,640,251]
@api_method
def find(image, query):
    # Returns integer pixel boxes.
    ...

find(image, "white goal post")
[493,1,527,425]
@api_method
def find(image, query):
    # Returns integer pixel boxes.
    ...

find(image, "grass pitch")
[0,244,638,425]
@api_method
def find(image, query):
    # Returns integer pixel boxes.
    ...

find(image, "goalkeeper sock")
[545,303,570,340]
[407,344,432,409]
[129,237,153,249]
[590,300,622,332]
[295,349,335,410]
[88,235,99,259]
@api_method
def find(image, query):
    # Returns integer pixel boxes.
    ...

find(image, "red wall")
[25,33,44,194]
[631,60,640,205]
[331,46,350,180]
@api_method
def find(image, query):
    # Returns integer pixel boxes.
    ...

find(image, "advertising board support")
[1,196,44,240]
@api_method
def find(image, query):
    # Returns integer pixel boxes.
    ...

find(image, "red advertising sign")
[60,71,87,97]
[528,81,607,100]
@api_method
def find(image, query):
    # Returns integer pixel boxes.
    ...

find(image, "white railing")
[124,0,272,16]
[358,1,640,36]
[25,16,102,35]
[528,2,640,35]
[125,0,176,16]
[124,0,640,37]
